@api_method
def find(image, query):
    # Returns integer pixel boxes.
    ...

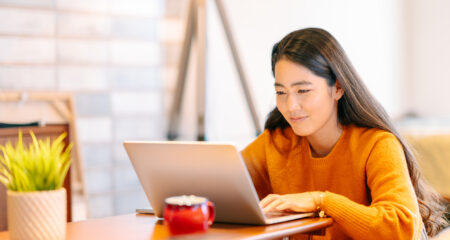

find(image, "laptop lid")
[123,141,267,224]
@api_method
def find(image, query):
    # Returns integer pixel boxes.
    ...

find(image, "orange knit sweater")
[241,124,422,240]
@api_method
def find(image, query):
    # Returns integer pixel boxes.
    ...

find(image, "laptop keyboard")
[264,211,294,219]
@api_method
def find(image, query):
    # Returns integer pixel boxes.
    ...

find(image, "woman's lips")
[289,116,308,122]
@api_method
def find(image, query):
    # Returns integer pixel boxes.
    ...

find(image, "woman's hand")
[260,192,321,213]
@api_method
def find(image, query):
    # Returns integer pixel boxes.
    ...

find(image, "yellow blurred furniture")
[406,134,450,201]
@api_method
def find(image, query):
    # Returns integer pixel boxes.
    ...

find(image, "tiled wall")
[0,0,165,218]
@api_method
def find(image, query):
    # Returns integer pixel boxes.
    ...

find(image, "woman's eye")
[275,91,285,95]
[298,89,310,94]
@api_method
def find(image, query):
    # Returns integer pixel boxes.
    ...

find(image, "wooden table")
[0,214,333,239]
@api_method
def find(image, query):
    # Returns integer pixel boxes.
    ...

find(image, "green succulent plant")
[0,130,72,192]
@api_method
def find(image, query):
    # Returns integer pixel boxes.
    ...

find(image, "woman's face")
[274,58,343,137]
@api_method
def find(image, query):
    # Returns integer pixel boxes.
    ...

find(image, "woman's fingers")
[262,198,284,213]
[263,199,283,212]
[260,194,280,208]
[275,202,293,212]
[260,193,316,213]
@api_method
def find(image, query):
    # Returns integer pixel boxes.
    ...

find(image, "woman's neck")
[306,121,343,158]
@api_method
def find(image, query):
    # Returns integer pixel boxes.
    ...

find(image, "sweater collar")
[300,124,349,163]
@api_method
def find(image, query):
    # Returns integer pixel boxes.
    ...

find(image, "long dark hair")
[266,28,448,236]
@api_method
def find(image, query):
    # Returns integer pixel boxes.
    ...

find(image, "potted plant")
[0,130,72,240]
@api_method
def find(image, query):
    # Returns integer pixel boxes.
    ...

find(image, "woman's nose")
[287,94,301,111]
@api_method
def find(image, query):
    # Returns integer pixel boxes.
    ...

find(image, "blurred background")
[0,0,449,221]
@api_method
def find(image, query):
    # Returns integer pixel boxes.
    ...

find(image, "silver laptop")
[123,141,314,225]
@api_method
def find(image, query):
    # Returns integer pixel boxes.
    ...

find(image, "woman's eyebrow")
[274,81,312,87]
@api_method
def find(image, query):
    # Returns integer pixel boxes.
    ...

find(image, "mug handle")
[207,201,215,226]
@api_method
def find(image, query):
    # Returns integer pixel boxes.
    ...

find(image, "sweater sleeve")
[322,134,422,240]
[241,130,272,200]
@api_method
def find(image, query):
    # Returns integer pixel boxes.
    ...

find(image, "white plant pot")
[7,188,67,240]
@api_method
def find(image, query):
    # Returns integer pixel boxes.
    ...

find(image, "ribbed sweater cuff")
[322,191,378,236]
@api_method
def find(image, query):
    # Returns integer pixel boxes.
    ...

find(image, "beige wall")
[405,0,450,118]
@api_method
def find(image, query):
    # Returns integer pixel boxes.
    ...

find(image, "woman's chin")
[291,125,313,137]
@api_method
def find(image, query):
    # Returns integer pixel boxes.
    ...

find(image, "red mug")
[164,195,215,235]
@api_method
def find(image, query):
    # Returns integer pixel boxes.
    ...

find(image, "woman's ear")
[334,80,344,101]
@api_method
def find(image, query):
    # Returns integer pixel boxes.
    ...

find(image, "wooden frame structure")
[167,0,262,141]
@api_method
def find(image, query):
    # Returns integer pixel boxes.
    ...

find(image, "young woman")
[241,28,447,239]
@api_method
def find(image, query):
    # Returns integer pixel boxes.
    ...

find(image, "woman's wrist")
[317,191,324,208]
[308,191,321,210]
[310,191,326,217]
